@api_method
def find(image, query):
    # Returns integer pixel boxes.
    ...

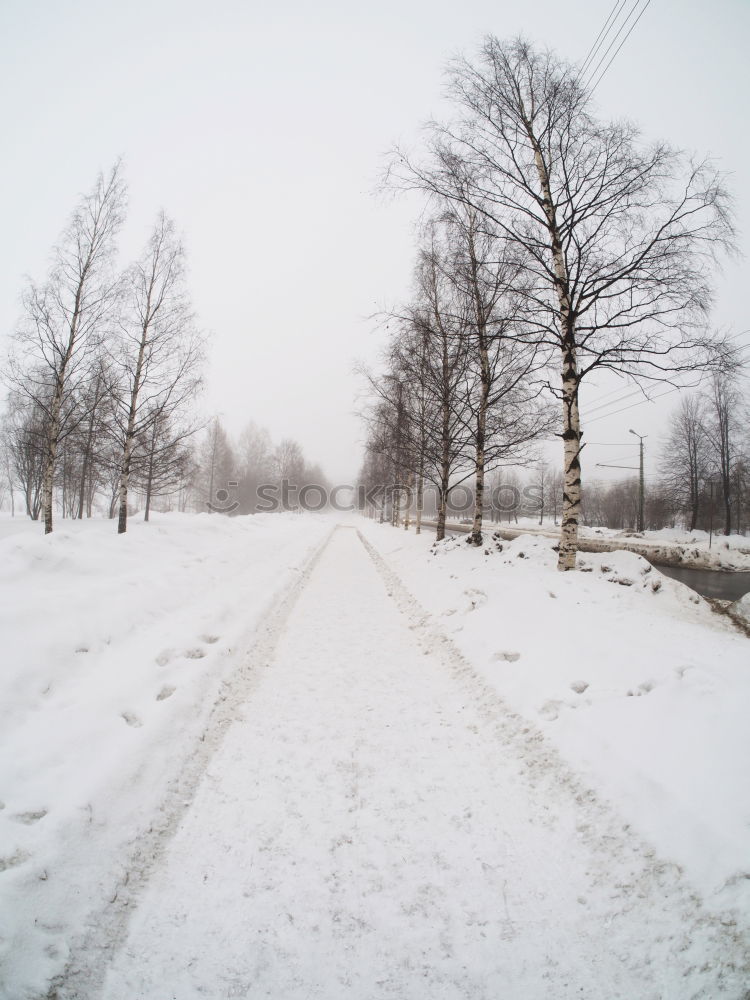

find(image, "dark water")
[654,564,750,602]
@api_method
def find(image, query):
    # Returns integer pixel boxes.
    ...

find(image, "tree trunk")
[117,439,133,534]
[42,423,60,535]
[77,381,99,519]
[525,114,581,569]
[415,465,424,535]
[436,427,450,543]
[436,483,448,541]
[558,342,583,571]
[467,356,489,546]
[403,470,411,530]
[468,425,486,547]
[723,486,732,537]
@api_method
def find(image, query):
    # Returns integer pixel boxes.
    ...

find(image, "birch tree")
[404,244,473,540]
[659,394,708,531]
[1,393,46,519]
[132,408,197,520]
[8,164,125,533]
[441,207,552,544]
[705,374,744,536]
[195,418,236,513]
[391,37,736,569]
[112,212,201,533]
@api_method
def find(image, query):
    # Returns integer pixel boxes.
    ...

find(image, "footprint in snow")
[492,650,521,663]
[156,685,176,701]
[0,850,30,872]
[11,809,47,825]
[155,649,173,667]
[121,711,142,728]
[199,635,220,644]
[538,699,563,721]
[184,648,206,660]
[463,588,488,611]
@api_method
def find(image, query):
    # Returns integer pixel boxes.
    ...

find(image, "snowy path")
[83,527,743,999]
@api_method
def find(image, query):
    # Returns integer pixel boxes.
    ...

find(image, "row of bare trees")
[0,163,205,532]
[363,36,738,570]
[359,210,553,544]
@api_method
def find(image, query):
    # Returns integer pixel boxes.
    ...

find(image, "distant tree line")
[359,36,739,569]
[191,416,328,515]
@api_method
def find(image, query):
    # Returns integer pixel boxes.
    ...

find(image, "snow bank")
[487,516,750,570]
[0,512,331,1000]
[730,591,750,626]
[360,520,750,911]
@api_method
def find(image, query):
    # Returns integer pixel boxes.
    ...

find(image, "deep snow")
[1,513,748,999]
[92,528,750,997]
[360,520,750,905]
[0,512,332,999]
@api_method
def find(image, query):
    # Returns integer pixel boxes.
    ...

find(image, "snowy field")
[0,512,333,999]
[1,512,748,998]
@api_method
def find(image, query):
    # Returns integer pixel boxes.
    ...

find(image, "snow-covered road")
[70,526,744,998]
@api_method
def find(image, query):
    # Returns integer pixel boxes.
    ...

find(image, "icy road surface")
[77,527,744,998]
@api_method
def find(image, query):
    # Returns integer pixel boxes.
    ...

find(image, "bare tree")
[194,417,236,513]
[659,394,708,531]
[236,422,273,513]
[112,212,202,533]
[7,163,125,533]
[402,242,474,540]
[273,438,307,509]
[133,408,197,520]
[438,206,551,544]
[390,37,736,569]
[531,463,550,525]
[705,374,745,536]
[1,392,47,519]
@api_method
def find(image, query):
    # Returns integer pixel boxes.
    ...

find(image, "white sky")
[0,0,747,484]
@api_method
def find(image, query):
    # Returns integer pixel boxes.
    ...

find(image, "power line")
[580,381,639,407]
[583,387,646,416]
[582,0,641,87]
[585,383,680,424]
[587,0,653,94]
[583,0,643,89]
[579,0,630,78]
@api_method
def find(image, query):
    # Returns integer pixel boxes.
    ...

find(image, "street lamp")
[703,477,718,549]
[629,429,647,532]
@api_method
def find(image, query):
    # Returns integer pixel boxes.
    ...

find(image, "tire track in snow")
[357,528,750,997]
[69,526,748,999]
[45,525,336,1000]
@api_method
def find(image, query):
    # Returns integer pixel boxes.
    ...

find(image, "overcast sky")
[1,0,747,485]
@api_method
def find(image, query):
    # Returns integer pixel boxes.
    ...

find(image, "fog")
[1,0,747,484]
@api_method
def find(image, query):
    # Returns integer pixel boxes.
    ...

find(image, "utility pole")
[629,429,647,532]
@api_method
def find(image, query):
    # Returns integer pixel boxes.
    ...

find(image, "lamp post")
[706,478,716,549]
[629,429,647,532]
